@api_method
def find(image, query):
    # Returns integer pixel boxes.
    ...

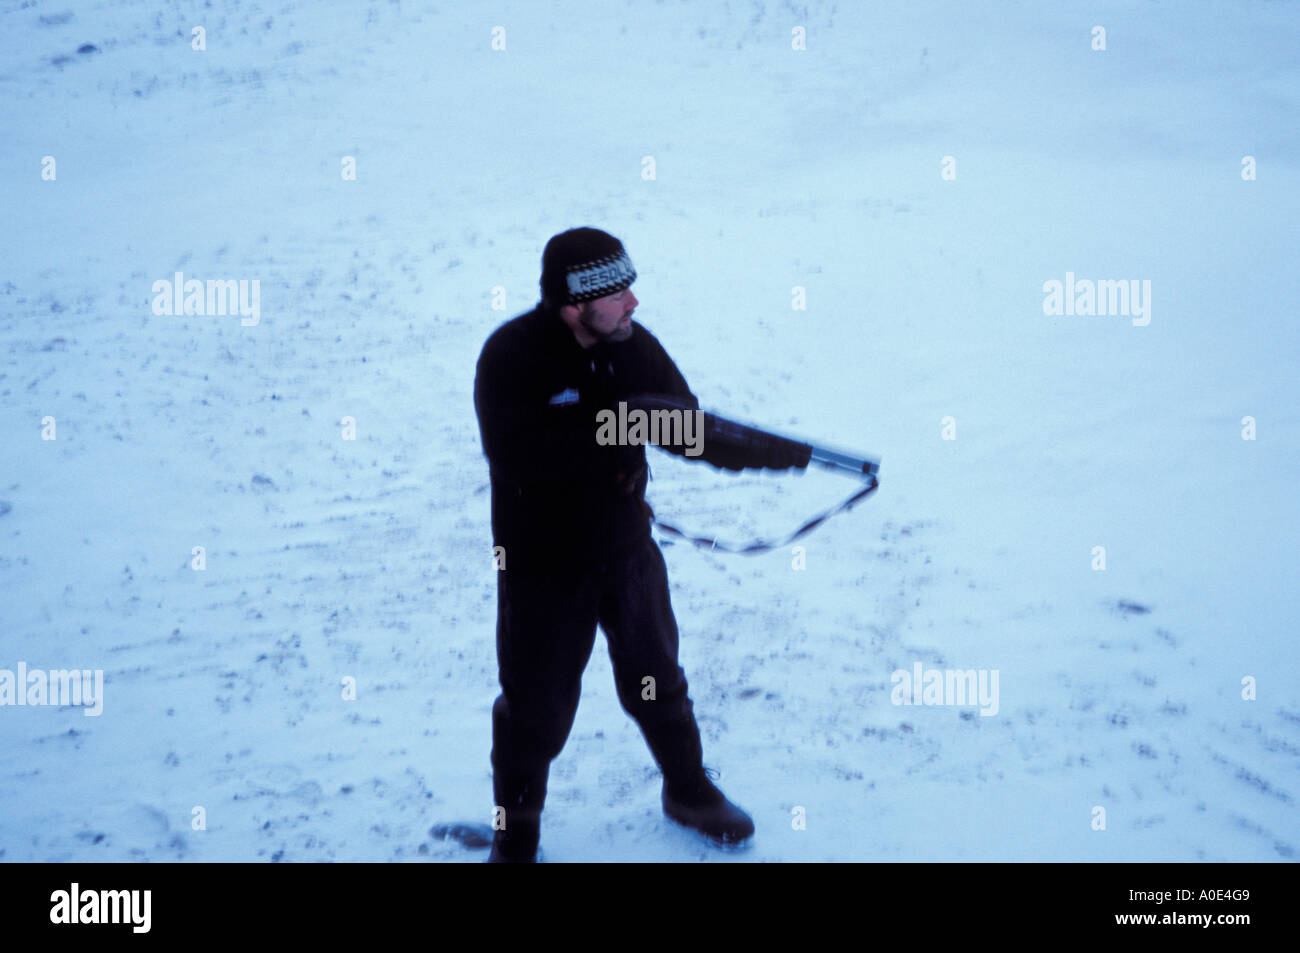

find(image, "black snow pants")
[490,533,706,829]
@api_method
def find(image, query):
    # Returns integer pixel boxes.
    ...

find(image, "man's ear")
[556,301,578,328]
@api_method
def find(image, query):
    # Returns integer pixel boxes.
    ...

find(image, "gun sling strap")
[626,394,882,556]
[650,472,880,555]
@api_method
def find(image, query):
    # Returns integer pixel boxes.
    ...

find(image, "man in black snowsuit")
[473,227,809,862]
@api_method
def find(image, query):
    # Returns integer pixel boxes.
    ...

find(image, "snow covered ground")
[1,0,1296,862]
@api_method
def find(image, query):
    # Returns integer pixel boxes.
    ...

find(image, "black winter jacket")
[474,305,776,572]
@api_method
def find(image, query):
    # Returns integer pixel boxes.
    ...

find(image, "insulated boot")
[662,767,755,847]
[486,771,545,863]
[486,821,540,863]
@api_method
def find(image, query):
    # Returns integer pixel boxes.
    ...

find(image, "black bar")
[0,862,1284,940]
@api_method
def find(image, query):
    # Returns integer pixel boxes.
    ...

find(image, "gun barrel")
[810,445,880,477]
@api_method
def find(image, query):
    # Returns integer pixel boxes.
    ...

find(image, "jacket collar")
[538,303,577,347]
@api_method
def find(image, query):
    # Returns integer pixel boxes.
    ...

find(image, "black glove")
[606,441,647,495]
[614,460,646,496]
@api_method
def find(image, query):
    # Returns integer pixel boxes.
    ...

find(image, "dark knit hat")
[540,227,637,308]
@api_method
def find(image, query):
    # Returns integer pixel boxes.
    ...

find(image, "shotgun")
[624,393,880,480]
